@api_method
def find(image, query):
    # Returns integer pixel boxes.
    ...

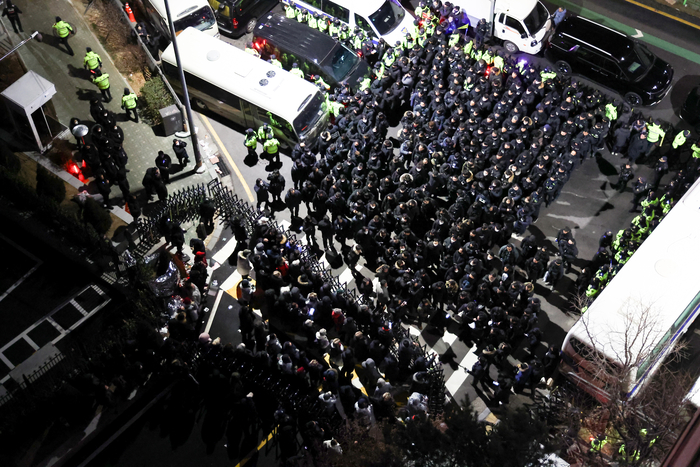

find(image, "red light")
[233,18,238,28]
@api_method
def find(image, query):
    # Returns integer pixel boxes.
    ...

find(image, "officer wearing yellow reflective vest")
[53,16,74,56]
[245,42,260,58]
[269,54,283,68]
[84,47,102,73]
[317,15,328,33]
[258,123,274,142]
[284,2,297,19]
[244,128,258,161]
[329,18,340,39]
[605,100,619,122]
[289,62,305,79]
[645,119,666,156]
[312,75,330,92]
[92,69,111,102]
[263,135,280,165]
[121,88,138,122]
[691,138,700,173]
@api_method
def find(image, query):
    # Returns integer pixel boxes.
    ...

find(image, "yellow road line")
[624,0,700,31]
[235,428,276,467]
[200,115,255,203]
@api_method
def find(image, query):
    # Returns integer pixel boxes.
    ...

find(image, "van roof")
[254,13,339,64]
[322,0,387,17]
[148,0,210,19]
[557,15,633,59]
[496,0,539,20]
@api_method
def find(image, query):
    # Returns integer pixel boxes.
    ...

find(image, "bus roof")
[148,0,211,19]
[566,178,700,370]
[161,27,321,122]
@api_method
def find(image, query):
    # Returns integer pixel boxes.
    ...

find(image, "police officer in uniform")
[91,69,111,102]
[53,16,74,56]
[121,88,138,122]
[84,47,102,73]
[244,128,258,163]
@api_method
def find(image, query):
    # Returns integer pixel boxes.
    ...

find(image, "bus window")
[293,92,325,138]
[355,13,373,36]
[323,0,350,23]
[267,111,295,140]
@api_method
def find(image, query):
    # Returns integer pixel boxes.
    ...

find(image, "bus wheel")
[503,41,519,54]
[192,98,207,111]
[245,17,257,34]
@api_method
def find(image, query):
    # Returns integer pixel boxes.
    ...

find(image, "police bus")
[141,0,220,39]
[560,176,700,403]
[161,27,329,148]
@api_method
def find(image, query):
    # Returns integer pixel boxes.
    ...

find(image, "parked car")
[680,85,700,130]
[208,0,277,37]
[254,13,371,91]
[546,15,673,106]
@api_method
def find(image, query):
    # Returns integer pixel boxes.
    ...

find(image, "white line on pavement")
[205,289,224,335]
[212,237,238,265]
[445,345,478,396]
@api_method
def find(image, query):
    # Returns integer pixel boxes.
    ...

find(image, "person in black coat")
[2,3,23,33]
[627,131,649,164]
[199,197,216,229]
[613,163,634,192]
[155,151,172,183]
[172,139,189,166]
[630,177,649,212]
[254,178,270,211]
[126,194,141,221]
[170,223,185,254]
[95,173,111,209]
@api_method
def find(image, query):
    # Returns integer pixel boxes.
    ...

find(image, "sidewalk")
[7,0,221,225]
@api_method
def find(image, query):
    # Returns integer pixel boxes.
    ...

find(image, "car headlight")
[531,39,538,47]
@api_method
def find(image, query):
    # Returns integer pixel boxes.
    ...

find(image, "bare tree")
[558,297,694,465]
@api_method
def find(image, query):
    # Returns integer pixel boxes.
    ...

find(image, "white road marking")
[204,289,224,335]
[212,237,238,265]
[445,345,478,396]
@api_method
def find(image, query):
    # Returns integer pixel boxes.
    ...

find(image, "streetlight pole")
[163,0,204,173]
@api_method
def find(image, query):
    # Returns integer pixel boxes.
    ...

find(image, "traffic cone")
[125,3,136,23]
[125,202,131,214]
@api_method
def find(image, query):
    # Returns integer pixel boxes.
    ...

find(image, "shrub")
[46,139,73,169]
[36,165,66,204]
[0,142,21,174]
[139,76,175,126]
[83,197,113,235]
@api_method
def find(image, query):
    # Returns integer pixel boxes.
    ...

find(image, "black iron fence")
[127,180,445,413]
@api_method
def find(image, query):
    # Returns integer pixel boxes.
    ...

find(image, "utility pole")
[163,0,205,173]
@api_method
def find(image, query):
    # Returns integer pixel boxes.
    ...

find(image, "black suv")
[209,0,277,38]
[546,15,673,106]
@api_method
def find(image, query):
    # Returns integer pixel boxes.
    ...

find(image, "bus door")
[240,100,260,130]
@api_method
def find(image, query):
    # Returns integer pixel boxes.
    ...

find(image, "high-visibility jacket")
[295,9,306,22]
[290,67,305,79]
[244,133,257,148]
[493,55,504,71]
[540,70,557,82]
[285,5,297,19]
[84,51,101,70]
[307,15,318,29]
[270,58,283,68]
[448,32,460,47]
[54,20,73,38]
[329,23,340,37]
[121,93,137,109]
[92,73,110,90]
[646,123,665,144]
[359,77,371,91]
[352,35,363,50]
[590,437,608,452]
[463,40,474,57]
[263,138,279,154]
[692,143,700,159]
[314,75,330,91]
[382,52,395,68]
[318,18,328,32]
[258,126,274,140]
[605,102,617,121]
[672,131,687,149]
[328,100,344,117]
[245,47,260,58]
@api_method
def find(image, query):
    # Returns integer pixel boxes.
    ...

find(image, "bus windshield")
[369,1,405,36]
[293,92,326,138]
[174,6,216,34]
[323,46,359,82]
[523,2,549,35]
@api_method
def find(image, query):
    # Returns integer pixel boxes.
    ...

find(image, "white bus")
[560,177,700,403]
[140,0,220,39]
[161,28,329,147]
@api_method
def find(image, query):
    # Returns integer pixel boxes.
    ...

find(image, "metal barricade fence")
[205,180,445,414]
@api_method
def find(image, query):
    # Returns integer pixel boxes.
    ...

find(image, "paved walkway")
[4,0,221,221]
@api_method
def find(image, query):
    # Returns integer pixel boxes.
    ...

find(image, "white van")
[283,0,414,46]
[139,0,220,39]
[452,0,551,54]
